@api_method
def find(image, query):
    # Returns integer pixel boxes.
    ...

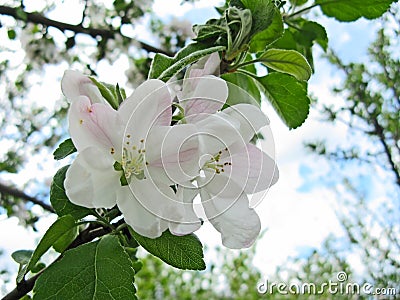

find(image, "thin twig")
[0,181,55,213]
[0,5,172,56]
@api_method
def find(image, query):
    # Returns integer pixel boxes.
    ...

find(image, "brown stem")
[0,5,172,56]
[2,272,42,300]
[0,181,55,213]
[370,117,400,188]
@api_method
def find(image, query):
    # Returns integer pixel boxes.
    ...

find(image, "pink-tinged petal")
[119,79,172,133]
[222,103,269,143]
[200,188,261,249]
[190,52,221,77]
[61,70,104,104]
[178,76,228,123]
[194,112,242,156]
[145,124,200,185]
[169,185,201,236]
[223,142,279,194]
[117,185,168,238]
[187,52,221,78]
[65,147,120,209]
[68,96,123,155]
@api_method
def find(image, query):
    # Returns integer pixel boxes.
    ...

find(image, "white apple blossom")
[182,103,279,248]
[174,53,225,125]
[61,58,278,249]
[196,105,279,248]
[61,71,200,238]
[173,54,279,248]
[20,23,64,67]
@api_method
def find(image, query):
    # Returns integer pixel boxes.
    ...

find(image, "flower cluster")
[61,53,278,249]
[20,24,65,67]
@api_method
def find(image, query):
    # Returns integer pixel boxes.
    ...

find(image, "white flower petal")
[200,188,261,249]
[222,103,269,143]
[223,142,279,194]
[68,96,123,154]
[178,76,228,123]
[145,124,200,185]
[194,112,242,156]
[118,178,185,237]
[119,79,172,142]
[198,169,243,199]
[65,147,120,209]
[169,185,201,236]
[117,185,168,238]
[187,52,220,78]
[61,70,104,104]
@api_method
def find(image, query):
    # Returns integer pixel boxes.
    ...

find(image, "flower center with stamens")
[121,136,146,180]
[202,148,231,174]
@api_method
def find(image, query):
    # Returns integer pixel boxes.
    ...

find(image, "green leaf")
[89,77,119,109]
[132,260,143,274]
[270,29,298,50]
[269,22,327,72]
[239,0,276,35]
[156,45,225,82]
[292,20,328,51]
[149,53,174,79]
[30,262,46,274]
[12,249,34,285]
[15,7,27,21]
[7,29,16,40]
[116,83,126,105]
[130,229,206,270]
[11,250,33,265]
[222,72,261,106]
[0,162,17,173]
[53,138,76,160]
[50,165,93,220]
[114,0,130,11]
[193,18,227,42]
[257,73,310,129]
[315,0,395,22]
[249,7,284,52]
[0,151,22,173]
[20,215,77,282]
[33,236,136,300]
[149,43,212,79]
[149,45,225,81]
[260,49,312,81]
[53,226,79,253]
